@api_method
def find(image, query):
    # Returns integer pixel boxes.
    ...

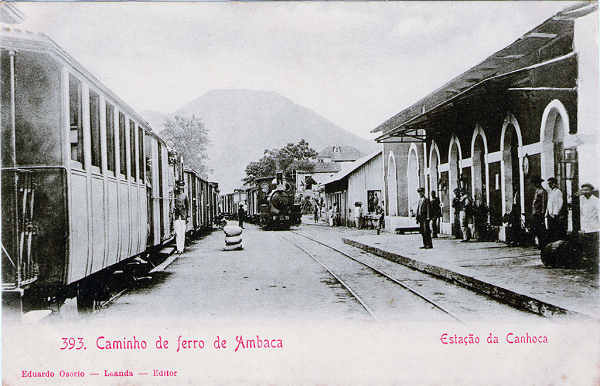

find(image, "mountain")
[142,89,378,192]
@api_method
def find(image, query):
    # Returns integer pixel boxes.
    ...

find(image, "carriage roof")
[1,26,152,133]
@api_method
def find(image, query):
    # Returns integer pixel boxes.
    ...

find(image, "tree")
[160,115,210,177]
[243,139,317,185]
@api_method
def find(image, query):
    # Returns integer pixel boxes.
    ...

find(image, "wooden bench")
[395,226,420,235]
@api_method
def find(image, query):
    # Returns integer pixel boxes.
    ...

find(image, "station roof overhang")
[0,3,24,24]
[375,51,578,143]
[373,3,595,144]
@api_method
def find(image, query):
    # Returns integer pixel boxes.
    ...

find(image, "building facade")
[324,152,383,226]
[373,4,598,239]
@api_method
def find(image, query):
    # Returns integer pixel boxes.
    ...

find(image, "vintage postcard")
[1,1,599,384]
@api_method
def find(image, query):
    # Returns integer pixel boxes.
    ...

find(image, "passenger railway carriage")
[246,186,259,223]
[220,192,236,219]
[183,168,215,235]
[1,27,217,313]
[208,182,219,226]
[145,132,181,249]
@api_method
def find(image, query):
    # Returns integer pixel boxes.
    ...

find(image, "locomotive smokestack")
[274,157,284,185]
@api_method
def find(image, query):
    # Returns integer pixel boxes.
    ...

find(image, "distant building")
[296,161,341,200]
[317,145,362,166]
[323,151,383,226]
[296,145,363,201]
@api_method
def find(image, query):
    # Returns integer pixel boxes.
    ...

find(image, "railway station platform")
[327,229,599,320]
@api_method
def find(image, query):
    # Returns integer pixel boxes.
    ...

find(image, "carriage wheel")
[76,284,99,314]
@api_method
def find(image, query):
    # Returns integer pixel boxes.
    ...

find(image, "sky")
[18,1,578,140]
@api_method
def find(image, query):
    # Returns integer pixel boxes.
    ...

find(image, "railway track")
[280,234,378,320]
[282,230,464,323]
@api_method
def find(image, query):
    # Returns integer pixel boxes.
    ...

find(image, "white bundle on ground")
[223,225,243,237]
[224,243,242,251]
[223,225,243,250]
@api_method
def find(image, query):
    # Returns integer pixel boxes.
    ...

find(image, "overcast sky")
[19,2,576,139]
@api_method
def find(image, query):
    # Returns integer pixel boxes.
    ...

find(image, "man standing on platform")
[530,176,548,248]
[452,188,462,238]
[459,189,472,242]
[430,190,441,238]
[579,183,599,271]
[238,202,246,229]
[354,202,363,229]
[580,183,599,233]
[546,177,564,242]
[376,203,385,235]
[174,181,189,255]
[416,188,433,249]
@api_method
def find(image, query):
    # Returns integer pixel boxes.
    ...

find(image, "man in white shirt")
[546,177,565,242]
[580,183,599,233]
[579,183,599,272]
[354,203,363,229]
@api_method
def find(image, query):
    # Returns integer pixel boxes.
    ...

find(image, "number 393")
[60,337,86,350]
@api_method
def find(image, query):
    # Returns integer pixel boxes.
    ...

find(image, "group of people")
[531,176,599,249]
[414,175,600,252]
[318,200,386,233]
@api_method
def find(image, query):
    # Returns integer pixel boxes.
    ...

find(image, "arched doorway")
[407,145,420,217]
[501,119,523,217]
[540,100,577,231]
[448,136,461,236]
[471,128,488,205]
[387,152,398,216]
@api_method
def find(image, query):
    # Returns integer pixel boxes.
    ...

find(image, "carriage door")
[1,170,38,289]
[192,179,198,229]
[555,145,579,232]
[157,143,165,240]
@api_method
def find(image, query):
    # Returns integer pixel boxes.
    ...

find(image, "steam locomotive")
[249,173,301,230]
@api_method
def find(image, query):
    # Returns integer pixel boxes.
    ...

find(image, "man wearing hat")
[546,177,565,243]
[174,180,189,255]
[416,187,433,249]
[530,176,547,248]
[452,188,462,238]
[458,188,473,242]
[238,202,246,229]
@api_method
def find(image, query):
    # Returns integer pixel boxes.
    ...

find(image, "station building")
[373,4,598,239]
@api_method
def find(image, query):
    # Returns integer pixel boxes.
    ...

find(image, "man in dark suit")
[530,176,547,249]
[416,187,433,249]
[238,203,245,229]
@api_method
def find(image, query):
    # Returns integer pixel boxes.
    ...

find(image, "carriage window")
[129,120,137,179]
[138,126,145,180]
[105,103,116,173]
[119,112,127,175]
[69,75,84,166]
[89,90,101,168]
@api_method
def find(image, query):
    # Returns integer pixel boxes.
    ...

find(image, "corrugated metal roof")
[323,151,382,186]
